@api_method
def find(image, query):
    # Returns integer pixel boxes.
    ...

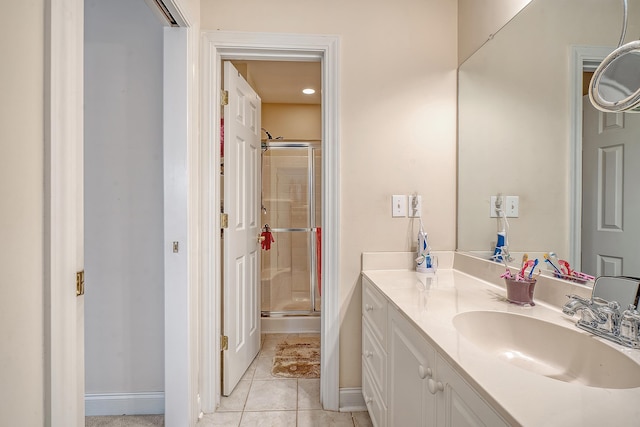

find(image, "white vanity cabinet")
[434,354,509,427]
[387,304,437,426]
[362,276,388,427]
[362,276,508,427]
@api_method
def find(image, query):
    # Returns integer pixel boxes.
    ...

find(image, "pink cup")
[504,277,536,306]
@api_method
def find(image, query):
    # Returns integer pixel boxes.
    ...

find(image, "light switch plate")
[505,196,519,217]
[392,195,407,217]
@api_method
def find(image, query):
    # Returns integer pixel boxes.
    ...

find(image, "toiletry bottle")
[416,230,431,272]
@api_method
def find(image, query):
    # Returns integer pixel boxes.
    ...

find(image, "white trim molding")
[44,0,84,426]
[200,31,341,412]
[339,388,367,412]
[85,392,164,416]
[569,46,614,270]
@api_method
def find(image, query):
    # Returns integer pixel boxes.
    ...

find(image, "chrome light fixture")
[589,0,640,112]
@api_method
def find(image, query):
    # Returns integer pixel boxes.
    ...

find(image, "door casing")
[45,0,84,425]
[569,46,614,271]
[200,31,341,412]
[47,0,199,425]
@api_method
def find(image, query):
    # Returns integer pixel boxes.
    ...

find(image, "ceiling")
[231,60,321,105]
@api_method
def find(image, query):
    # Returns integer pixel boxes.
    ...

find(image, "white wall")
[0,2,45,425]
[202,0,458,388]
[84,0,165,404]
[262,104,321,141]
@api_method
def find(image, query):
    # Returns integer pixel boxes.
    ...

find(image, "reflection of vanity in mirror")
[457,0,640,283]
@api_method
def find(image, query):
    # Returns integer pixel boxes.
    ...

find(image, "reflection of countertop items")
[362,251,640,427]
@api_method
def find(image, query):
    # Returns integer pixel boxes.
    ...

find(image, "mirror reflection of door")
[582,96,640,277]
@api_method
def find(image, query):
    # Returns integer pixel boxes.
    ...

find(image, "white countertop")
[362,266,640,427]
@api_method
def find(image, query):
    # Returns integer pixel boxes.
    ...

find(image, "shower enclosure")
[261,141,321,317]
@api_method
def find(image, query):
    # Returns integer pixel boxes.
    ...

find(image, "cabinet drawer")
[362,276,387,346]
[362,320,387,402]
[363,362,387,427]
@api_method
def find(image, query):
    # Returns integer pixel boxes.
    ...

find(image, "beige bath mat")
[271,336,320,379]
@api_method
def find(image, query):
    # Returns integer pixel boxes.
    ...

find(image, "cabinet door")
[436,355,508,427]
[387,306,436,427]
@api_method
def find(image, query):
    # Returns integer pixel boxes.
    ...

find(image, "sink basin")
[453,310,640,389]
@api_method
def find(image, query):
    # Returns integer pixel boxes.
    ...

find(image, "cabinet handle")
[365,350,373,358]
[365,304,374,312]
[428,378,444,394]
[418,365,432,379]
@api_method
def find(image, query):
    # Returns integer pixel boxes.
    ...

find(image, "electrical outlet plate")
[489,196,502,218]
[490,195,519,218]
[409,195,422,217]
[392,195,407,217]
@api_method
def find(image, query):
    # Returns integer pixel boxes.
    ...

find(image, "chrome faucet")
[563,294,638,348]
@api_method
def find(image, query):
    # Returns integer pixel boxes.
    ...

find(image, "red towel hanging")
[316,227,322,296]
[261,230,274,250]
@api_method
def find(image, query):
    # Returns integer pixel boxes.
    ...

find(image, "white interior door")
[582,96,640,277]
[222,61,262,396]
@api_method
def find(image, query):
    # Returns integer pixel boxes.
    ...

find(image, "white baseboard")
[85,392,164,416]
[339,387,366,412]
[261,316,321,333]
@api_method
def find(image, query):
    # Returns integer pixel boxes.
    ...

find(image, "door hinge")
[76,270,85,296]
[221,213,228,229]
[221,335,228,351]
[221,90,228,106]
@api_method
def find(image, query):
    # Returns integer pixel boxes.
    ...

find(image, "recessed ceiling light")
[302,88,315,95]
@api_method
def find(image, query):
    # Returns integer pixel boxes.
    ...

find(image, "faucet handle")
[566,294,591,304]
[620,305,640,344]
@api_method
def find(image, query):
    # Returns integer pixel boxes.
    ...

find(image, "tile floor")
[86,333,373,427]
[199,333,372,427]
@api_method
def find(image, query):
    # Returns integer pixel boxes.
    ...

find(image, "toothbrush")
[528,259,539,280]
[558,260,573,276]
[498,248,511,276]
[519,254,528,275]
[520,259,534,279]
[544,253,562,275]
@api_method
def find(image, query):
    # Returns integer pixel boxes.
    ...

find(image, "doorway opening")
[219,59,322,397]
[225,60,323,332]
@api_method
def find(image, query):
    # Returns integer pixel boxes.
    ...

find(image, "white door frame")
[45,0,84,425]
[569,46,613,270]
[147,2,199,425]
[200,31,341,412]
[48,0,199,424]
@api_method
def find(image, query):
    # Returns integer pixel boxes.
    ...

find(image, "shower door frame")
[261,141,321,317]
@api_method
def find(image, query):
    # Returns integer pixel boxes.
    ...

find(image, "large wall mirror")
[457,0,640,280]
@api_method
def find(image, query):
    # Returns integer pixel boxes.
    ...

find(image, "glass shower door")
[261,144,320,316]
